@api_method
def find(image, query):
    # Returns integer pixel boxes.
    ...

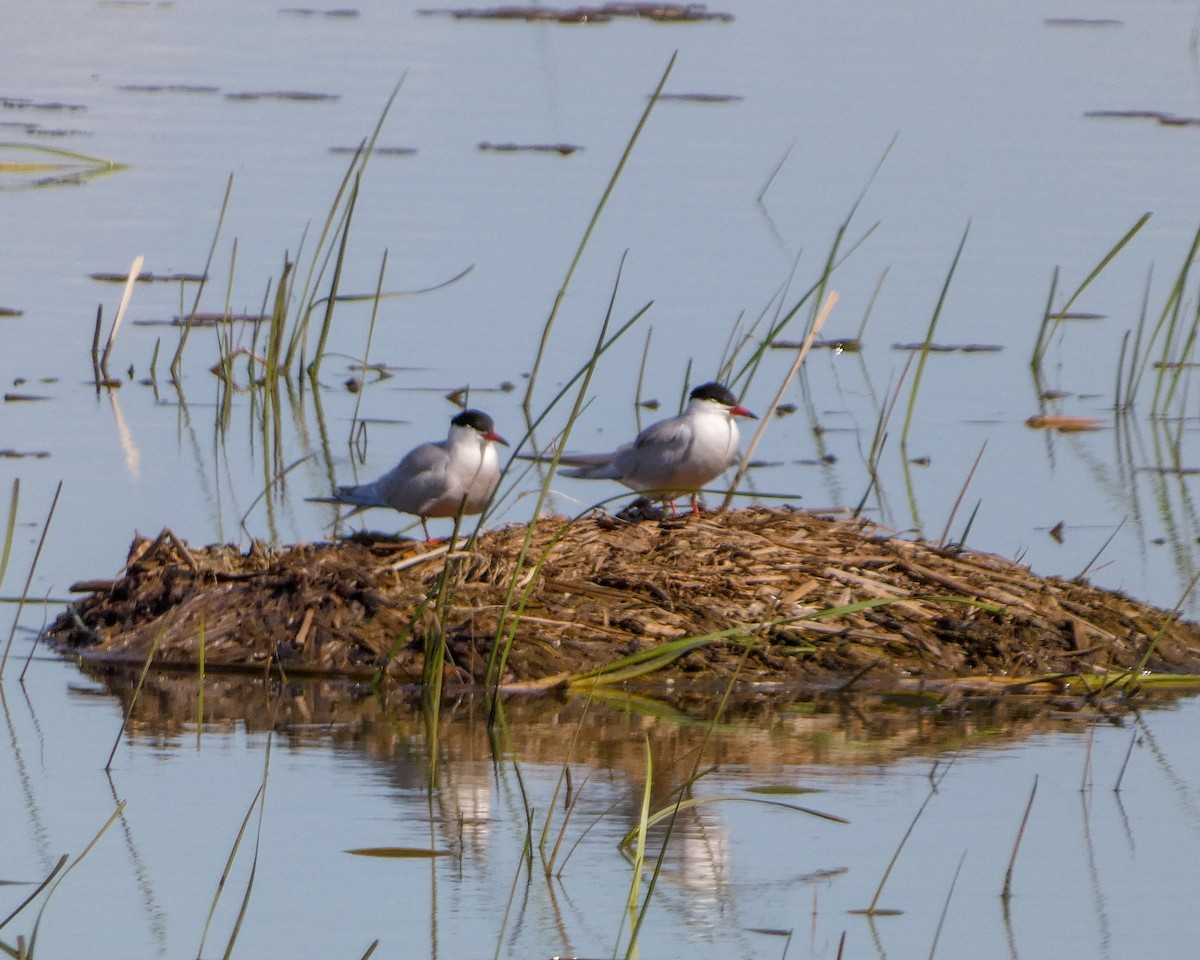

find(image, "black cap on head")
[452,409,495,433]
[689,382,738,407]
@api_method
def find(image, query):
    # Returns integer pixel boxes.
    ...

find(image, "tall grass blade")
[219,739,272,960]
[25,803,125,957]
[1031,212,1150,368]
[721,290,837,509]
[522,52,676,419]
[170,173,234,380]
[4,481,62,681]
[901,222,969,452]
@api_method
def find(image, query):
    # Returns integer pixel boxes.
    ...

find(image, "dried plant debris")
[1025,415,1104,432]
[1045,18,1122,27]
[329,145,416,156]
[280,7,361,15]
[0,307,23,317]
[133,312,270,327]
[118,84,221,95]
[421,3,732,23]
[891,342,1003,353]
[479,141,582,155]
[225,90,340,102]
[656,92,743,103]
[89,270,206,283]
[3,393,51,402]
[48,509,1200,690]
[0,448,51,459]
[0,96,86,112]
[1086,109,1200,128]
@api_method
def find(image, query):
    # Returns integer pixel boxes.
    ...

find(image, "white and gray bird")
[321,409,508,541]
[550,382,757,516]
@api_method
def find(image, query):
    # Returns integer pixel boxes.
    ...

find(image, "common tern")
[321,409,508,540]
[551,381,757,516]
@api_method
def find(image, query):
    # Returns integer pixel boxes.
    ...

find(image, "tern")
[550,381,757,516]
[319,409,508,541]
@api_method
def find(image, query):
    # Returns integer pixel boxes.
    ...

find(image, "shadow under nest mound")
[46,507,1200,690]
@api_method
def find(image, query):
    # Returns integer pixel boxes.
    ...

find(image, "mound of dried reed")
[47,508,1200,689]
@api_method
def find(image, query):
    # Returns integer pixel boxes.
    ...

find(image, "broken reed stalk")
[928,851,967,960]
[937,440,987,549]
[522,51,676,421]
[3,480,62,681]
[105,611,174,771]
[901,222,969,452]
[1031,211,1150,369]
[0,478,17,592]
[99,255,144,381]
[1000,775,1038,901]
[720,290,837,511]
[90,305,104,386]
[170,172,233,381]
[858,760,953,915]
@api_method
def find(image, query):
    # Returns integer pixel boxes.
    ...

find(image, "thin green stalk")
[305,173,360,380]
[104,612,173,771]
[901,222,970,452]
[1032,211,1151,368]
[285,78,404,370]
[522,52,676,420]
[0,479,17,591]
[25,804,125,957]
[720,290,837,509]
[4,481,62,680]
[171,172,234,380]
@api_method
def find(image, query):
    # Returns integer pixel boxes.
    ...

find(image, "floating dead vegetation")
[420,3,732,23]
[0,144,125,189]
[133,311,270,327]
[280,7,361,16]
[329,145,416,156]
[89,270,206,284]
[479,141,582,155]
[0,307,22,317]
[1045,18,1122,27]
[1086,109,1200,128]
[891,342,1003,353]
[0,96,86,112]
[775,338,861,353]
[1025,414,1105,433]
[117,84,221,95]
[3,393,51,403]
[48,508,1200,694]
[224,90,340,103]
[656,92,743,103]
[0,448,51,459]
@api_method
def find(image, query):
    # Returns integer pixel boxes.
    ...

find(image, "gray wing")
[335,440,451,515]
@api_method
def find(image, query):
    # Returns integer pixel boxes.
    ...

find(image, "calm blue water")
[4,1,1200,956]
